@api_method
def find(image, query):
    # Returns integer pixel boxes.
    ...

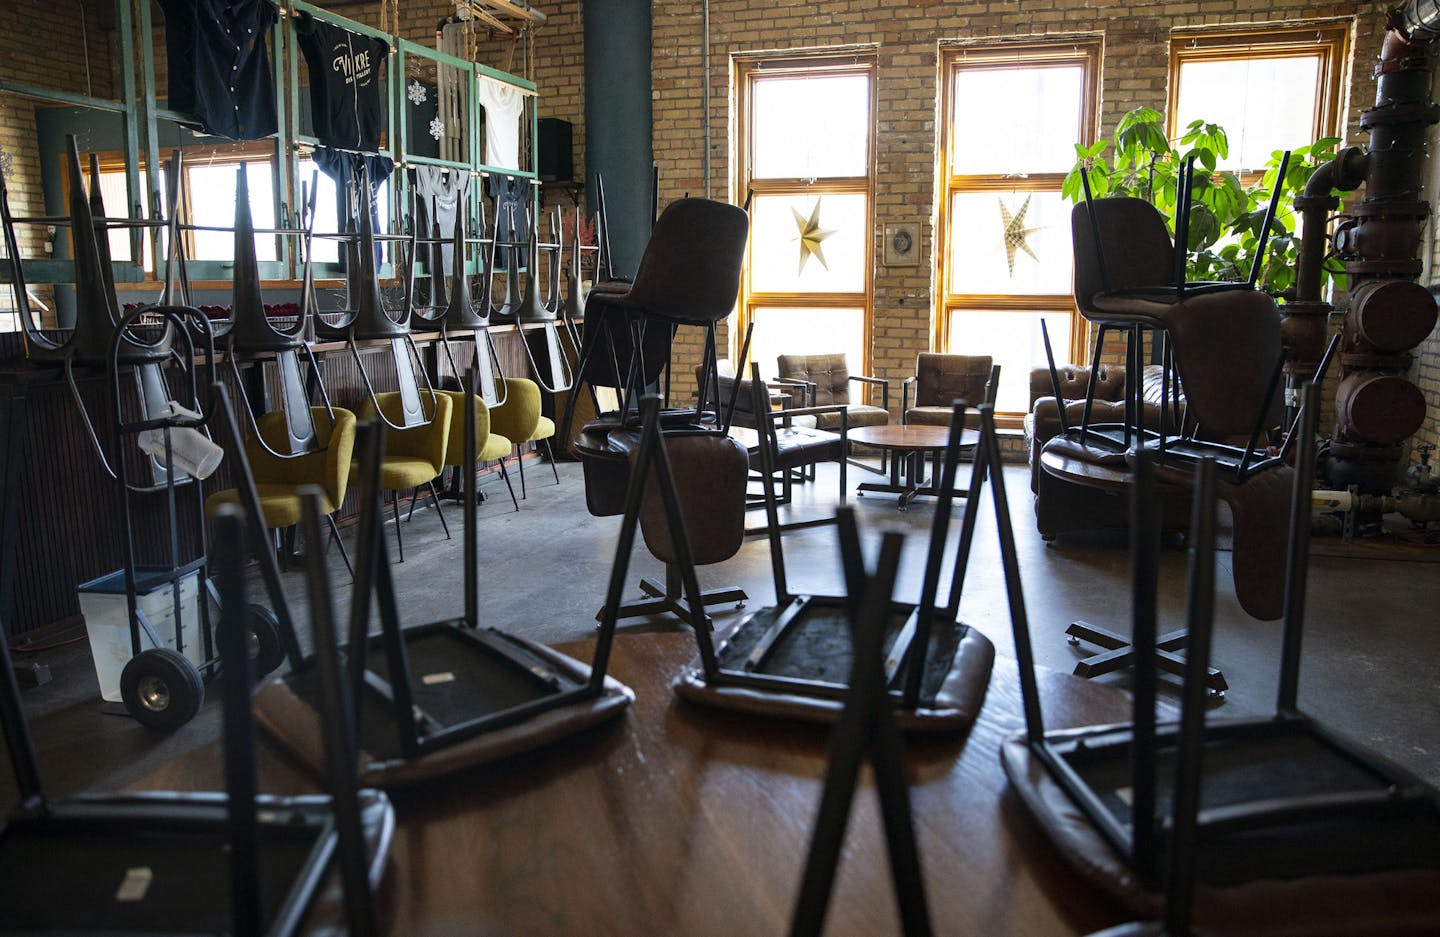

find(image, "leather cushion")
[254,637,634,789]
[673,619,994,732]
[815,403,887,431]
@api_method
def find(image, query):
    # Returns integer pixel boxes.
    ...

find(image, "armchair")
[775,352,889,473]
[774,353,889,431]
[902,353,996,425]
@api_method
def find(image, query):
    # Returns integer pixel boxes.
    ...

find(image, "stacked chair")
[253,370,633,788]
[204,166,355,576]
[672,386,994,731]
[568,197,753,627]
[1002,383,1440,935]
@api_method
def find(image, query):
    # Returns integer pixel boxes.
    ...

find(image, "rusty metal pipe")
[1294,147,1367,304]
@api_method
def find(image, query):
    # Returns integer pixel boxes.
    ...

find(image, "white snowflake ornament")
[408,80,427,106]
[429,118,445,140]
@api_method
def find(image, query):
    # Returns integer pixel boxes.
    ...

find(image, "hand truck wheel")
[120,648,205,730]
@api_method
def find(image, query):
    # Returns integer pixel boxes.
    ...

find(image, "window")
[94,144,281,275]
[735,55,875,379]
[1169,25,1348,172]
[938,42,1099,422]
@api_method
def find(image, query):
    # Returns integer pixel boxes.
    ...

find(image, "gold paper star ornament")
[998,194,1043,276]
[792,199,835,274]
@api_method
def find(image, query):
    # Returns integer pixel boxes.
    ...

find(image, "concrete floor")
[5,456,1439,805]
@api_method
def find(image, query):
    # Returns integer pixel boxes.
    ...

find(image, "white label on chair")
[422,671,456,685]
[115,866,154,902]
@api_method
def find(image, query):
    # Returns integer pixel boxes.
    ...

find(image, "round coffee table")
[850,423,979,509]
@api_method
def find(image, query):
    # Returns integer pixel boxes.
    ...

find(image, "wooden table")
[136,632,1140,937]
[851,423,979,509]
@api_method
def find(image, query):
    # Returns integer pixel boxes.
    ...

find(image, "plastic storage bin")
[78,568,202,703]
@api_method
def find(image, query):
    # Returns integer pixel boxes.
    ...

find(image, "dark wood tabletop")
[850,423,978,452]
[136,632,1138,937]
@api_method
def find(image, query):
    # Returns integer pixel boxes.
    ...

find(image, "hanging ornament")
[792,198,835,274]
[408,79,428,106]
[429,117,446,140]
[998,194,1043,276]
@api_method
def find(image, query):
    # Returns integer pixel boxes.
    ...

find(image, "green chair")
[438,388,519,512]
[355,391,452,562]
[205,407,357,575]
[488,377,559,499]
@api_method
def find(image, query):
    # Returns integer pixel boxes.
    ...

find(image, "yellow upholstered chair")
[487,377,559,499]
[205,407,357,574]
[437,388,519,512]
[355,391,453,562]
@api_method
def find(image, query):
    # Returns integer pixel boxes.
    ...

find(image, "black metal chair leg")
[406,485,420,522]
[517,443,528,499]
[543,437,560,484]
[391,489,404,563]
[497,457,520,511]
[427,481,451,539]
[326,513,354,580]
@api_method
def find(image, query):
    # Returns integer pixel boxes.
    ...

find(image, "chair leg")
[427,481,451,540]
[543,437,560,484]
[407,485,420,522]
[516,443,528,499]
[326,513,354,580]
[496,457,520,511]
[391,489,404,563]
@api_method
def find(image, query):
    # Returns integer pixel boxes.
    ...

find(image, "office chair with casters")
[354,390,452,562]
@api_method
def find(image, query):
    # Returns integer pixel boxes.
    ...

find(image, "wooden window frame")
[733,52,877,378]
[1167,23,1350,177]
[937,40,1101,427]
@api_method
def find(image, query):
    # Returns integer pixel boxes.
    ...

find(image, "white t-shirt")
[476,75,525,171]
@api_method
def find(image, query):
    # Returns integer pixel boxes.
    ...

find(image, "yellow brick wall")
[630,0,1391,408]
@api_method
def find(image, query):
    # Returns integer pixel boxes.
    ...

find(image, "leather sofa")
[1027,364,1191,539]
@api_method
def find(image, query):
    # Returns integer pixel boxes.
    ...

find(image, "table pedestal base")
[1067,620,1227,695]
[596,563,747,628]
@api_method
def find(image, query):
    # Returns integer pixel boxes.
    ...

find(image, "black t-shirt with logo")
[159,0,279,141]
[296,13,391,152]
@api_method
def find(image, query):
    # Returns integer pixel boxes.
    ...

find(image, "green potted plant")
[1061,106,1343,296]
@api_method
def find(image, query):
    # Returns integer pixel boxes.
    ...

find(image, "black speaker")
[537,118,573,183]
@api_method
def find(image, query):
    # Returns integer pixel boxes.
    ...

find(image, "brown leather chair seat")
[776,352,889,431]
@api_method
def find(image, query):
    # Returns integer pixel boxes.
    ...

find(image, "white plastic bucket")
[78,568,202,703]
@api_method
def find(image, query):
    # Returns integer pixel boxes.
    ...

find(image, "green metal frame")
[2,0,539,293]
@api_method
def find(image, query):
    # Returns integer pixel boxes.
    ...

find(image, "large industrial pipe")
[1314,17,1440,505]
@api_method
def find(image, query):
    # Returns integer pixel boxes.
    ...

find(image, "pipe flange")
[1360,101,1440,128]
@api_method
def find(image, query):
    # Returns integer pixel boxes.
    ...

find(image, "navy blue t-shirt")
[159,0,279,141]
[296,13,391,152]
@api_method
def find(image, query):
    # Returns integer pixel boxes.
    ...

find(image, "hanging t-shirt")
[486,172,531,272]
[295,13,391,153]
[415,166,469,273]
[313,148,394,268]
[475,75,525,171]
[158,0,279,141]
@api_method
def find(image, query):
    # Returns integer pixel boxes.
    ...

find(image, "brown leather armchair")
[902,353,995,425]
[774,353,889,431]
